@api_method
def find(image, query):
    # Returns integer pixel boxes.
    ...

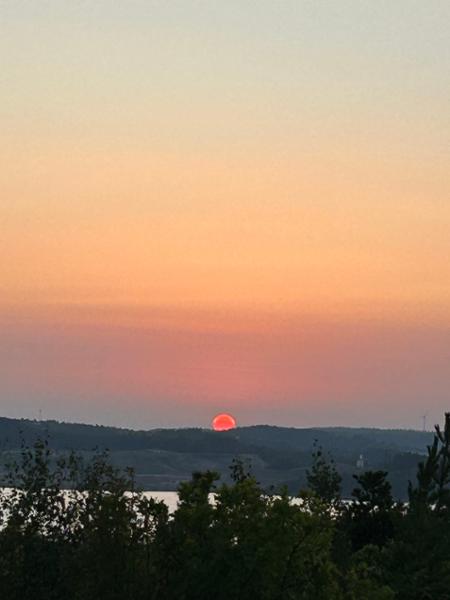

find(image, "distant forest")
[0,414,450,599]
[0,416,431,498]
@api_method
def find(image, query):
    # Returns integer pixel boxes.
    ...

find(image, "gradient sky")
[1,1,449,429]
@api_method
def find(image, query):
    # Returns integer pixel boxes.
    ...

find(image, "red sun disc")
[212,413,237,431]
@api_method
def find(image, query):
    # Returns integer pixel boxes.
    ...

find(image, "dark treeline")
[1,416,450,599]
[0,416,431,497]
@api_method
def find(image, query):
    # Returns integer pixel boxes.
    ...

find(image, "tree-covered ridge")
[0,416,432,453]
[1,415,450,599]
[0,416,431,498]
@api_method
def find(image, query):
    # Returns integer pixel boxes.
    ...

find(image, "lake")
[141,491,179,513]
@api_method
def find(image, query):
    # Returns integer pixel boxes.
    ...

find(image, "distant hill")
[0,416,433,499]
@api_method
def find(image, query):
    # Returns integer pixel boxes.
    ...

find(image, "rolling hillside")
[0,416,432,498]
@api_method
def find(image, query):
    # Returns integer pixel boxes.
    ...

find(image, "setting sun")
[212,413,237,432]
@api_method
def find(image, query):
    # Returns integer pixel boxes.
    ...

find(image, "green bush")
[1,414,449,599]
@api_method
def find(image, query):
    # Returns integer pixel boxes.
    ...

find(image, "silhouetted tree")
[1,417,450,600]
[306,441,342,507]
[385,413,450,599]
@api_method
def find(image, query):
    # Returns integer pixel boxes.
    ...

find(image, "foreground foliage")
[1,415,450,600]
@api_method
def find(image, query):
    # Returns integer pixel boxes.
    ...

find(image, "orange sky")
[1,2,449,428]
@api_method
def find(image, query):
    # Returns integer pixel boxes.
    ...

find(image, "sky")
[1,1,449,430]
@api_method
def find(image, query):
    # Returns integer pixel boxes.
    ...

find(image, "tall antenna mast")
[422,412,428,432]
